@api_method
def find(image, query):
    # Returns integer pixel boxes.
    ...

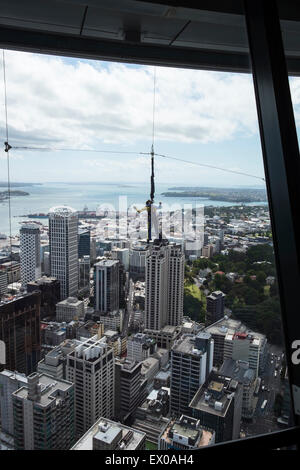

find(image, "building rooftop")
[161,415,214,449]
[49,205,77,216]
[13,373,73,408]
[189,372,241,418]
[72,418,146,450]
[219,359,256,385]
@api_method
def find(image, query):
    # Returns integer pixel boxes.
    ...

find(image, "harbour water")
[0,181,268,236]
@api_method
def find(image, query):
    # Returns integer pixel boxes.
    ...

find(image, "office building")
[0,369,28,435]
[0,292,41,375]
[159,415,215,450]
[0,261,20,284]
[41,321,66,347]
[129,246,146,279]
[144,325,181,350]
[71,417,146,450]
[189,371,243,443]
[49,205,78,300]
[168,243,185,326]
[27,276,60,320]
[37,339,81,380]
[66,336,115,438]
[202,245,214,258]
[0,269,8,296]
[79,255,90,296]
[12,372,75,450]
[78,229,90,258]
[133,388,170,444]
[20,223,41,287]
[56,296,85,322]
[94,259,119,313]
[206,291,225,325]
[223,330,267,377]
[86,308,124,332]
[111,247,129,271]
[170,332,214,416]
[145,240,169,331]
[219,359,257,419]
[127,332,157,362]
[115,358,142,422]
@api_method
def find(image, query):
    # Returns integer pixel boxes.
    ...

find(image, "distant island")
[0,190,30,201]
[161,187,267,203]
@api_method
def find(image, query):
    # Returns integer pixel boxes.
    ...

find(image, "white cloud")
[0,50,259,150]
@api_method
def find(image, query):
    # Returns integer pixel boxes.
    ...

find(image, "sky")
[0,50,300,187]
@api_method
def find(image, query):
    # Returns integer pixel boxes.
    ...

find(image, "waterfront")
[0,181,267,236]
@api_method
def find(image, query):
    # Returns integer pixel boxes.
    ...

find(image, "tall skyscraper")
[49,206,78,300]
[145,240,169,331]
[94,259,119,313]
[145,240,184,331]
[66,336,115,439]
[12,372,75,450]
[78,229,90,258]
[20,223,41,287]
[168,243,184,326]
[0,292,41,375]
[170,332,214,416]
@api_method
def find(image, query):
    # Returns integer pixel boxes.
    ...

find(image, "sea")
[0,181,268,236]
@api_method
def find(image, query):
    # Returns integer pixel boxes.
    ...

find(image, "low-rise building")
[159,415,215,450]
[71,417,146,450]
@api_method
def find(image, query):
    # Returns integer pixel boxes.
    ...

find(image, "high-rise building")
[49,206,78,300]
[78,229,90,258]
[115,358,142,422]
[170,332,214,416]
[12,372,75,450]
[129,246,146,279]
[145,240,184,332]
[71,417,146,450]
[189,371,243,443]
[0,269,8,296]
[145,240,169,331]
[168,243,184,326]
[111,247,129,271]
[27,276,60,320]
[0,369,28,436]
[79,255,90,296]
[94,259,119,313]
[20,223,41,286]
[0,292,41,375]
[66,336,115,439]
[206,291,225,325]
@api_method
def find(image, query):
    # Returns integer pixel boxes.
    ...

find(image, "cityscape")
[0,188,291,451]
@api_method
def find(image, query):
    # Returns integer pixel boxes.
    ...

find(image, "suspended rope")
[153,153,266,182]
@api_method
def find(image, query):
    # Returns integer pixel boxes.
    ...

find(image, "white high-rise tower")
[145,240,184,331]
[145,240,169,331]
[20,223,41,287]
[49,206,78,300]
[168,243,185,326]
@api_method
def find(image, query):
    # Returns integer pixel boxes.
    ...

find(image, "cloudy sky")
[1,50,300,187]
